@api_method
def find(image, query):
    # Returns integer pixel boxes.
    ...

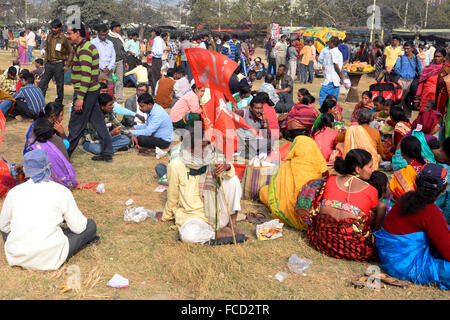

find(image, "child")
[31,58,44,86]
[381,99,394,118]
[372,96,385,114]
[369,170,390,229]
[424,99,436,112]
[370,96,387,129]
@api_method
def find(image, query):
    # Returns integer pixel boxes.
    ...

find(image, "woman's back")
[384,203,450,262]
[313,127,338,161]
[322,175,378,217]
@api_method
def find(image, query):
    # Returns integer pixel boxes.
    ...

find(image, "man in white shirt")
[319,36,343,106]
[150,29,166,95]
[92,24,116,83]
[173,67,191,102]
[0,149,99,271]
[26,27,37,64]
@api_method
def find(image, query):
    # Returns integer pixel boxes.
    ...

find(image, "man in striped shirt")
[11,71,45,119]
[66,23,113,162]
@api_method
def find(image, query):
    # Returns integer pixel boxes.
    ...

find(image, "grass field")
[0,48,448,300]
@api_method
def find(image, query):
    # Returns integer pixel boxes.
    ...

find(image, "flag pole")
[218,175,237,245]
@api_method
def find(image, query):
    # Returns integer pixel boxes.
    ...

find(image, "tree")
[51,0,120,24]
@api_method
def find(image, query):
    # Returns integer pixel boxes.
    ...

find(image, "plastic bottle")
[112,73,119,82]
[10,163,18,181]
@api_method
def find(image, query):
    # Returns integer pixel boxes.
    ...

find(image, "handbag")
[241,164,278,200]
[405,55,421,110]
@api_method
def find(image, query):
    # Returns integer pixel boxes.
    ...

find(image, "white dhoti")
[179,175,242,243]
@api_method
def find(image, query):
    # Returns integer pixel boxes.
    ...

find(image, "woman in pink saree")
[17,31,28,65]
[416,48,446,112]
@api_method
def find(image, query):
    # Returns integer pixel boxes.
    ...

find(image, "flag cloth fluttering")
[185,48,257,160]
[185,48,238,103]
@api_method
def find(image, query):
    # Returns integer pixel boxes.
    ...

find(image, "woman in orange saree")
[389,136,428,201]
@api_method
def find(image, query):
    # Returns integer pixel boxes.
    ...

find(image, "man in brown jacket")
[39,19,74,104]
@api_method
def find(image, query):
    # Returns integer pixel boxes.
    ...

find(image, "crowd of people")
[0,19,448,291]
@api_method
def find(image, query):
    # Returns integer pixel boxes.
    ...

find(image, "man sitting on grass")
[159,127,248,243]
[10,70,45,120]
[0,149,99,271]
[81,93,132,154]
[0,66,18,96]
[0,88,15,116]
[129,93,173,152]
[121,83,149,128]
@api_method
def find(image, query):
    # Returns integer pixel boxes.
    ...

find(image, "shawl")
[419,62,443,84]
[107,31,125,46]
[344,125,380,170]
[180,145,218,226]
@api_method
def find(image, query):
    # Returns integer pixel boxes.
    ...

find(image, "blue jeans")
[0,100,12,115]
[308,61,314,83]
[27,46,36,63]
[319,82,340,106]
[299,64,308,83]
[123,74,137,87]
[83,135,131,155]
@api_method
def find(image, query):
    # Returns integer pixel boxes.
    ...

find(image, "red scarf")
[419,62,443,84]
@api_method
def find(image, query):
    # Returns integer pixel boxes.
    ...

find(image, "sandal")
[350,276,368,289]
[364,271,410,288]
[206,234,248,246]
[246,212,270,225]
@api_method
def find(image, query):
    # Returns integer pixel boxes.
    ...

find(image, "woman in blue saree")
[375,163,450,290]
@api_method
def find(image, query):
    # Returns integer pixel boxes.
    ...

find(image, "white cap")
[190,79,195,87]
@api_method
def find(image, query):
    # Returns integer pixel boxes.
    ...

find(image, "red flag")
[202,89,257,161]
[185,48,238,103]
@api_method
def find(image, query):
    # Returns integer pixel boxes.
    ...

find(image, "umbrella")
[296,27,346,53]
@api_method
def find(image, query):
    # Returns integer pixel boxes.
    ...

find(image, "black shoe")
[92,155,113,162]
[117,145,130,152]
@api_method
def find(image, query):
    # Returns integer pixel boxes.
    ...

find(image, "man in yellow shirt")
[299,42,311,84]
[160,128,246,243]
[384,36,402,72]
[124,60,149,87]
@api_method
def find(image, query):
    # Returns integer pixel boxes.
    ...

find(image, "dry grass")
[0,48,448,300]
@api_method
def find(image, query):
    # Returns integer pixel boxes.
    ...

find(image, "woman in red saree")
[416,48,446,112]
[350,91,374,123]
[437,52,450,114]
[307,149,382,262]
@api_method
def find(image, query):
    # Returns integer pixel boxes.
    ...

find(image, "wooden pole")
[424,0,429,28]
